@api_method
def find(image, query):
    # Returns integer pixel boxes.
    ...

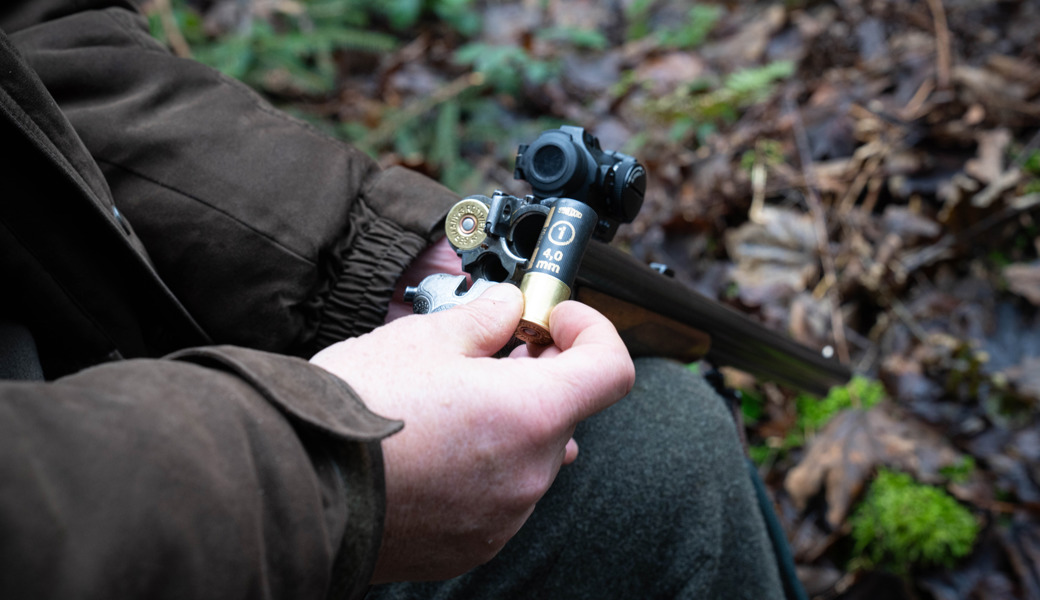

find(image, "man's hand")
[310,284,634,582]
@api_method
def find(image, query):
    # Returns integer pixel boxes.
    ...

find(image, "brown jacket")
[0,1,458,597]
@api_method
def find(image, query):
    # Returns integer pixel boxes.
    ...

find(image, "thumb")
[425,283,524,357]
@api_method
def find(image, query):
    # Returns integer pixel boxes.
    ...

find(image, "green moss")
[739,387,765,423]
[1022,149,1040,176]
[797,375,885,432]
[939,456,976,484]
[747,444,772,466]
[849,469,979,574]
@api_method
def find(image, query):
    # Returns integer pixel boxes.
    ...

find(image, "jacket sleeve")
[6,6,461,356]
[0,346,402,600]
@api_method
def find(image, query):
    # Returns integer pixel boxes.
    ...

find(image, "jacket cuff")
[166,346,402,598]
[311,201,430,351]
[305,164,459,351]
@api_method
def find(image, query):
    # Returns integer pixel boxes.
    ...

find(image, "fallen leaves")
[785,406,962,529]
[1005,262,1040,307]
[726,206,819,307]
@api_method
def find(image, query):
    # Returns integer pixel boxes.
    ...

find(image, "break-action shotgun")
[406,125,850,396]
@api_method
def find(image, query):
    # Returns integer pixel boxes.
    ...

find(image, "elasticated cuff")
[312,211,428,350]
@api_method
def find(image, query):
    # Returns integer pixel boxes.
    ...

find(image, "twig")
[900,77,934,121]
[924,0,952,89]
[784,90,851,365]
[750,160,767,223]
[889,298,930,344]
[151,0,193,58]
[860,173,884,216]
[900,193,1040,273]
[838,151,883,215]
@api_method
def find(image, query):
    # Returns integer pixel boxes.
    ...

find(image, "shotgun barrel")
[576,242,850,396]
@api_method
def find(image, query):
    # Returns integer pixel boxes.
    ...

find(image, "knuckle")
[512,469,553,507]
[453,302,489,333]
[452,302,506,349]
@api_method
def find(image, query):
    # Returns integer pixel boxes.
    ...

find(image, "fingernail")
[483,283,521,303]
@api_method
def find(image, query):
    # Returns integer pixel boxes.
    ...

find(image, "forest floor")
[153,0,1040,597]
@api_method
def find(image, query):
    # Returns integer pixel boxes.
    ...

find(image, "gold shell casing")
[445,198,489,250]
[516,272,572,345]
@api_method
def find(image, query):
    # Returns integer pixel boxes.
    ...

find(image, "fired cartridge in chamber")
[516,198,596,344]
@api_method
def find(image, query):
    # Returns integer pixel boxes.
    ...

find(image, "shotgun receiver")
[405,126,849,395]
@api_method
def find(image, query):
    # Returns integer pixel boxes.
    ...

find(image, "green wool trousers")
[367,357,785,599]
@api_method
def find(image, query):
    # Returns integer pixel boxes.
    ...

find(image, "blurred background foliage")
[145,0,790,192]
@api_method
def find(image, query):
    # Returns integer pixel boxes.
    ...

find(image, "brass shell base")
[515,272,572,345]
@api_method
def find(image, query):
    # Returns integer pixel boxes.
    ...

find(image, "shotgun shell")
[516,198,596,344]
[445,197,489,251]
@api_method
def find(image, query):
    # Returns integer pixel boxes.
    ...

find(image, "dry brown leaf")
[631,52,708,96]
[480,4,540,45]
[700,4,785,69]
[954,65,1033,102]
[972,168,1023,209]
[725,206,819,306]
[965,128,1012,184]
[544,0,611,30]
[813,158,853,194]
[789,292,833,348]
[785,407,962,528]
[1004,357,1040,401]
[880,205,941,240]
[1005,262,1040,306]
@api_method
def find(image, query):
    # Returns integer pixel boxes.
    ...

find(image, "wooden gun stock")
[575,242,850,396]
